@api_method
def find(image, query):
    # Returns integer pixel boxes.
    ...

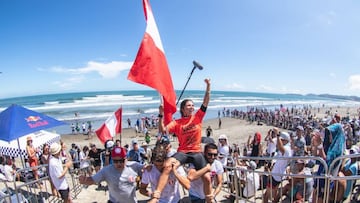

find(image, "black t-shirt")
[88,148,102,164]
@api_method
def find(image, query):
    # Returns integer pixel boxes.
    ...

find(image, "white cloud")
[256,85,274,92]
[348,74,360,90]
[317,11,336,26]
[329,72,336,78]
[52,76,85,89]
[49,60,133,79]
[224,82,244,90]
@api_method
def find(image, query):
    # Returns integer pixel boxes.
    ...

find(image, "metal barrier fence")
[0,161,87,203]
[2,154,360,203]
[223,154,360,203]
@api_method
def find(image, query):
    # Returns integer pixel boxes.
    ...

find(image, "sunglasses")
[113,159,125,164]
[207,153,218,157]
[154,159,164,163]
[218,139,225,141]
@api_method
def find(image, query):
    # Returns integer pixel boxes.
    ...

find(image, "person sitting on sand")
[149,78,213,203]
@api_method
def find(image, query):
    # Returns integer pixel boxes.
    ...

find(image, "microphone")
[193,60,204,70]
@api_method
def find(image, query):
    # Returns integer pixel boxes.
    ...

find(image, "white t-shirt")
[266,138,277,155]
[243,171,260,197]
[3,165,14,182]
[49,155,69,190]
[79,151,90,169]
[141,165,186,203]
[189,159,224,199]
[218,145,230,167]
[272,143,292,182]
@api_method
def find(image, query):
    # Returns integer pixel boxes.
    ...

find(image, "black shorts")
[58,187,70,200]
[172,152,207,170]
[267,176,281,188]
[93,161,101,167]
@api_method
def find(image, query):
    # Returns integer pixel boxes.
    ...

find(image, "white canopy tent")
[0,130,60,159]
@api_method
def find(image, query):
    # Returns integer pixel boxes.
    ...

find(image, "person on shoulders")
[149,78,212,203]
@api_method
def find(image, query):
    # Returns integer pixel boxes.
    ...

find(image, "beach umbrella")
[0,130,61,158]
[0,104,66,142]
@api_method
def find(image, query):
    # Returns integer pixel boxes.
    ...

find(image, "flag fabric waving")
[127,0,176,125]
[95,108,122,144]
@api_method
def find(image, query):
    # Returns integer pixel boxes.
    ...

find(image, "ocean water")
[0,90,358,134]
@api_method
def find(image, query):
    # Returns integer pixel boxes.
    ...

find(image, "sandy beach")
[56,105,360,203]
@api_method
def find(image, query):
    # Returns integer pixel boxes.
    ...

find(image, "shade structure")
[0,104,66,142]
[0,130,60,158]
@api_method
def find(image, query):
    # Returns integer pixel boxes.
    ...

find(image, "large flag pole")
[119,106,122,145]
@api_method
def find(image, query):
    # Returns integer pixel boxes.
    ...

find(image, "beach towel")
[326,123,345,174]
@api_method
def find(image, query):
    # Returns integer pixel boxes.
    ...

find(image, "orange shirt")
[167,109,205,153]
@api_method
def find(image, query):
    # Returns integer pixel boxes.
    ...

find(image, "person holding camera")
[263,128,292,203]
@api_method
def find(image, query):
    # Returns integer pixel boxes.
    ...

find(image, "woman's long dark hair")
[180,99,192,117]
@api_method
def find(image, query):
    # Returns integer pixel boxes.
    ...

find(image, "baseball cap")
[131,139,138,145]
[111,147,127,159]
[280,132,290,142]
[105,140,114,149]
[159,136,170,145]
[141,142,148,147]
[296,125,304,131]
[296,159,305,164]
[350,145,360,154]
[248,161,257,170]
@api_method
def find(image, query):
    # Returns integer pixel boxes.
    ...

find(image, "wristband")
[158,114,163,118]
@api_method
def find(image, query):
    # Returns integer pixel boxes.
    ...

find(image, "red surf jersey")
[167,109,205,153]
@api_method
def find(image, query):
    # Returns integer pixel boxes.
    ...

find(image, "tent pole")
[16,138,25,168]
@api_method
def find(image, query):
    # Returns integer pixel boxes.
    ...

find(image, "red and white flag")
[95,107,122,144]
[127,0,176,125]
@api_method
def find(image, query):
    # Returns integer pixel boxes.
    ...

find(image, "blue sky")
[1,0,360,99]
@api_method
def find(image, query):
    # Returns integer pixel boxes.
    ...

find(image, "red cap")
[111,147,127,159]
